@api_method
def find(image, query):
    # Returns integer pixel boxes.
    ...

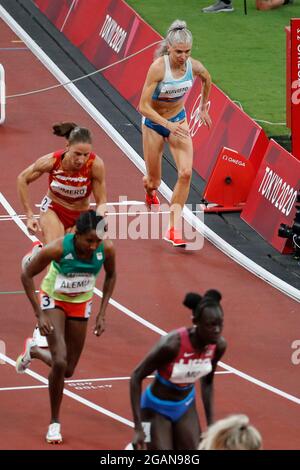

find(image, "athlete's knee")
[52,355,67,373]
[178,168,192,183]
[64,365,75,378]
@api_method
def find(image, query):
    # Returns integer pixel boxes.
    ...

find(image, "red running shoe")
[145,191,160,209]
[163,228,187,247]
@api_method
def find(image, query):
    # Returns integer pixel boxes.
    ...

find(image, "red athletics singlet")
[158,328,216,386]
[48,149,96,203]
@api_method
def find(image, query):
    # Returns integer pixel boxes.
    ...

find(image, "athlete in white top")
[139,19,212,247]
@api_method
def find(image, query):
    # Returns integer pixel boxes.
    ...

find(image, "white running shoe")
[15,337,36,374]
[46,423,63,444]
[21,241,43,271]
[33,325,48,348]
[124,442,134,450]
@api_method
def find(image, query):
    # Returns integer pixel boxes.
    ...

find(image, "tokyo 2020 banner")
[34,0,268,181]
[241,140,300,253]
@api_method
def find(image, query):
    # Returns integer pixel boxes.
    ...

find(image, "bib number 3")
[41,294,55,310]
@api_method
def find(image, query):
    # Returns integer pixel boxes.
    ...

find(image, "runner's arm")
[130,333,180,449]
[93,239,116,336]
[200,337,227,426]
[92,156,107,217]
[21,239,63,321]
[138,61,172,127]
[17,153,55,219]
[191,59,212,128]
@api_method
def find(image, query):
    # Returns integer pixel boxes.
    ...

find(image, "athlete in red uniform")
[17,122,107,347]
[130,289,226,450]
[17,122,107,244]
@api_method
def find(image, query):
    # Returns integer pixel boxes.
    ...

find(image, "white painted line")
[107,211,170,216]
[66,376,155,383]
[94,287,166,336]
[60,0,76,32]
[66,371,232,382]
[0,192,299,408]
[0,193,38,243]
[0,3,298,301]
[0,210,171,220]
[0,352,133,427]
[0,384,47,392]
[0,371,232,393]
[35,201,144,208]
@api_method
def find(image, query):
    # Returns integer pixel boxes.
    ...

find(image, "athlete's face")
[67,142,92,171]
[76,229,102,257]
[195,307,224,344]
[168,42,192,66]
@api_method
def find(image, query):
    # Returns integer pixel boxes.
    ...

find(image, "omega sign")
[99,15,127,53]
[222,154,245,167]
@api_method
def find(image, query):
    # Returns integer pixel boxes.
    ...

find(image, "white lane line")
[0,192,299,407]
[0,385,47,392]
[0,211,171,221]
[1,3,298,301]
[0,371,232,392]
[0,352,133,427]
[35,201,144,208]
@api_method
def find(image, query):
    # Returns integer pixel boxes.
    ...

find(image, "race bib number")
[40,195,52,213]
[84,300,93,319]
[54,273,95,295]
[170,358,212,383]
[40,293,55,310]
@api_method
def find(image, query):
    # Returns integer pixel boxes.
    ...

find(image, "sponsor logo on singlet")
[50,180,87,198]
[63,253,74,260]
[54,175,88,183]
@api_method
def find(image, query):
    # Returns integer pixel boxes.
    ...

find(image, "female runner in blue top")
[139,19,212,247]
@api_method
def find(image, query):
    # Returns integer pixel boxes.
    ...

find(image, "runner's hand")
[38,312,54,336]
[132,429,147,450]
[27,216,41,235]
[94,315,105,337]
[167,121,190,139]
[199,108,212,128]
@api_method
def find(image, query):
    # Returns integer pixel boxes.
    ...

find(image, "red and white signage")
[242,140,300,253]
[285,26,291,129]
[203,147,255,211]
[291,18,300,160]
[34,0,160,107]
[34,0,268,182]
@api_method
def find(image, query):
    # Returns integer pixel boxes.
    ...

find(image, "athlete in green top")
[16,210,116,444]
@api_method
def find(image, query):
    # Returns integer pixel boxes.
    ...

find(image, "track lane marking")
[0,192,300,406]
[0,3,298,302]
[0,371,233,393]
[0,352,133,427]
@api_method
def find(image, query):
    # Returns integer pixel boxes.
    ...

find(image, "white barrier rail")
[0,64,5,124]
